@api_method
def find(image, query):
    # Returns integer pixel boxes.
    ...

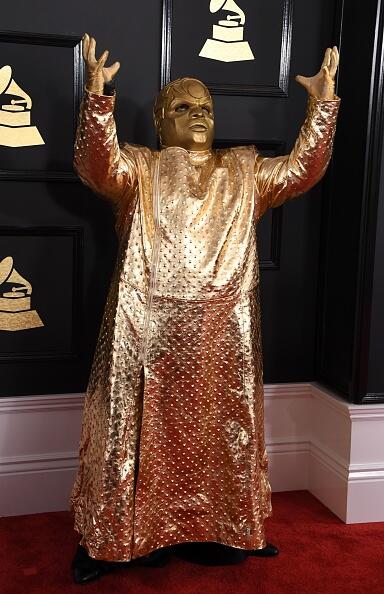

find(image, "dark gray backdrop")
[0,0,383,403]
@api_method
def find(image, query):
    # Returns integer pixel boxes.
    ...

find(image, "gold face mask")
[154,78,214,151]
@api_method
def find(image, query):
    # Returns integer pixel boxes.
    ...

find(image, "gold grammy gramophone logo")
[199,0,255,62]
[0,65,45,148]
[0,256,44,331]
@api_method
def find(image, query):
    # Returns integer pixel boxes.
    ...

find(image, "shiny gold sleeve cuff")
[74,89,137,203]
[254,95,340,219]
[84,87,116,109]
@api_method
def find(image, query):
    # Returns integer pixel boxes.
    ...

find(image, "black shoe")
[173,543,247,566]
[248,542,279,557]
[137,547,172,567]
[71,544,115,584]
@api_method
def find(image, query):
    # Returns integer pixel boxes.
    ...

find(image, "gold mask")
[154,78,214,151]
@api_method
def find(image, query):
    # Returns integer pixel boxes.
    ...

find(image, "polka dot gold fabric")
[70,90,340,561]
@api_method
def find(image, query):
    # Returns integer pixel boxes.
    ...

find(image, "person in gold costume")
[70,33,340,584]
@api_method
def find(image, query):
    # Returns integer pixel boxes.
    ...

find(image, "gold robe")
[70,89,340,561]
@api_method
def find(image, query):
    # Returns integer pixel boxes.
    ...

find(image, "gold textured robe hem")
[70,89,340,561]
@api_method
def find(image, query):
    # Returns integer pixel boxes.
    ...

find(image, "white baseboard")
[266,438,310,492]
[0,394,82,516]
[1,384,384,523]
[0,468,78,517]
[309,440,349,522]
[309,384,384,523]
[264,383,312,493]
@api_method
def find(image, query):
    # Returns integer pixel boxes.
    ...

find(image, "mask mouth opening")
[189,123,209,131]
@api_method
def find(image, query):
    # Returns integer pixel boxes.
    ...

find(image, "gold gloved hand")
[82,32,120,95]
[295,46,339,100]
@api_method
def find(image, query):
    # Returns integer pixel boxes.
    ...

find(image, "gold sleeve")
[254,96,341,219]
[73,89,137,203]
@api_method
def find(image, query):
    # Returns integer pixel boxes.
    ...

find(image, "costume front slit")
[129,362,144,555]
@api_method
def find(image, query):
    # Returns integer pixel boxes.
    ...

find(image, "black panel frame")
[316,0,384,404]
[0,30,84,181]
[354,0,384,404]
[0,226,83,362]
[161,0,294,96]
[213,138,284,270]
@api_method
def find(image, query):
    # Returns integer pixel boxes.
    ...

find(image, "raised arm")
[254,47,340,220]
[74,33,137,203]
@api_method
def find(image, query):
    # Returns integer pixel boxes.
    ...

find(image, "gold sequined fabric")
[70,90,340,561]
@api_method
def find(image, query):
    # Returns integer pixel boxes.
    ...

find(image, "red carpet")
[1,491,383,594]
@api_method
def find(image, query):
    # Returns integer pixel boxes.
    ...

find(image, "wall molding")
[310,382,384,522]
[0,394,84,413]
[264,382,311,398]
[311,439,349,482]
[1,383,384,522]
[348,462,384,481]
[0,451,79,475]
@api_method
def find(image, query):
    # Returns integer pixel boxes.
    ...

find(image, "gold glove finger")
[98,49,109,69]
[321,47,331,70]
[104,61,120,81]
[82,33,90,61]
[88,36,97,64]
[295,74,310,91]
[329,47,339,78]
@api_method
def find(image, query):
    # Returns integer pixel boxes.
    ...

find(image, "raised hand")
[82,33,120,95]
[295,47,339,100]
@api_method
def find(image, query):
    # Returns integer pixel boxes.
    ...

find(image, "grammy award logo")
[199,0,255,62]
[0,256,44,331]
[0,65,45,148]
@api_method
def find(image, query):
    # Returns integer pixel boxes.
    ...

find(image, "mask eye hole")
[175,104,189,113]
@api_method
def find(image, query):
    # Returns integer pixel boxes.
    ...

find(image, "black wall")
[0,1,381,402]
[368,159,384,396]
[317,0,384,403]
